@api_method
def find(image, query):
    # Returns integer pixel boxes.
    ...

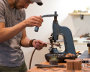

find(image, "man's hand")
[23,16,43,27]
[32,40,47,50]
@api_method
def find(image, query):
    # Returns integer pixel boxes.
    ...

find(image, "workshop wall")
[25,0,90,41]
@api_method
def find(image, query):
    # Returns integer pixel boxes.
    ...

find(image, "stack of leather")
[66,60,73,70]
[66,59,82,70]
[74,59,82,70]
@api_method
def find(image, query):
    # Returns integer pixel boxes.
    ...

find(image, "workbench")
[27,38,90,72]
[28,61,90,72]
[28,62,66,72]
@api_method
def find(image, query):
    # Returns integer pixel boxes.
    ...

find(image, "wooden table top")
[27,61,88,72]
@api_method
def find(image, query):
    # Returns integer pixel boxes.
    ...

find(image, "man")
[0,0,46,72]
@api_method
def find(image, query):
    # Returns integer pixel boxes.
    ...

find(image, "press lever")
[34,14,58,32]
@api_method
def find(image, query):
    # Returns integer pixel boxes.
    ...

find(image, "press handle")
[34,26,39,32]
[34,14,58,32]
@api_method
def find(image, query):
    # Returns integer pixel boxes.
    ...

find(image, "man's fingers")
[33,40,47,50]
[25,16,43,27]
[43,43,47,47]
[31,21,42,27]
[31,16,43,24]
[34,16,43,22]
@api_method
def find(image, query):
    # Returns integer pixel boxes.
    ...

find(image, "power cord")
[29,48,36,69]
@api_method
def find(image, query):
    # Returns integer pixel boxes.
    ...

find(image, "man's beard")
[13,0,24,9]
[14,0,18,9]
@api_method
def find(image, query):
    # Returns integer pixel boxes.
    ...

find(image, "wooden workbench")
[28,40,90,72]
[28,62,66,72]
[27,61,89,72]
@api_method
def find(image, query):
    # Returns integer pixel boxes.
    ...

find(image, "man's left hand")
[32,40,47,50]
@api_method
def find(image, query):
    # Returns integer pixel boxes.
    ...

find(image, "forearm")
[0,22,26,42]
[21,37,34,47]
[0,16,43,43]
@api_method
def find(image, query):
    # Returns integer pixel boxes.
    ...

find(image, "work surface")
[28,50,90,72]
[22,39,89,68]
[28,49,90,72]
[28,62,66,72]
[28,60,90,72]
[22,39,90,70]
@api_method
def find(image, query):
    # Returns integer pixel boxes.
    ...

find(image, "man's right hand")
[0,16,43,42]
[23,16,43,27]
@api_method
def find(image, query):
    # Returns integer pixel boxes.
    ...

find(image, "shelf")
[69,13,90,16]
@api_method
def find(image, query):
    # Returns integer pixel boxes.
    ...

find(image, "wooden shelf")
[69,13,90,16]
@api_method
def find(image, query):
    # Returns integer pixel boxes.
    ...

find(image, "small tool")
[35,64,66,68]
